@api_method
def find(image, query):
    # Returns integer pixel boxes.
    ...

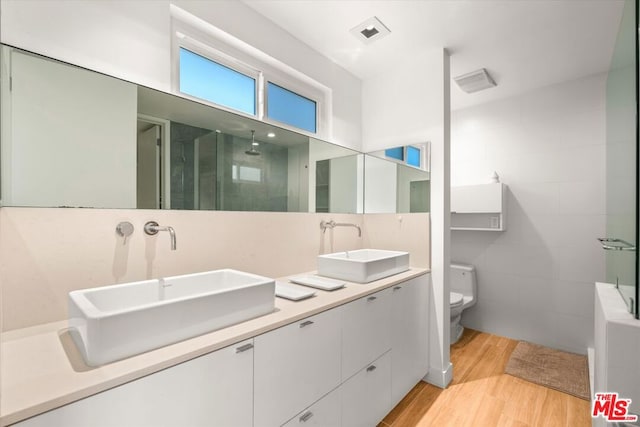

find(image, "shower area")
[145,121,292,211]
[602,0,639,318]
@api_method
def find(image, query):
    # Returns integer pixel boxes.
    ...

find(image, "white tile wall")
[452,73,607,354]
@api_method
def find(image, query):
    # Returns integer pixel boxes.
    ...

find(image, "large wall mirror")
[364,145,431,214]
[0,45,362,213]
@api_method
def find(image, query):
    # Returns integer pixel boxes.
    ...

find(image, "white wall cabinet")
[451,183,507,231]
[341,288,391,380]
[14,339,255,427]
[341,351,392,427]
[253,309,342,427]
[390,276,430,407]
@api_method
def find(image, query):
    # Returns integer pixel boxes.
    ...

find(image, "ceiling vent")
[453,68,497,93]
[350,16,391,44]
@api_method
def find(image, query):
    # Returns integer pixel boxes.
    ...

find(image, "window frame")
[170,8,330,138]
[175,38,262,119]
[383,143,430,172]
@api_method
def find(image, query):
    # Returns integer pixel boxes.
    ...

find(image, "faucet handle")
[116,221,134,245]
[144,221,160,235]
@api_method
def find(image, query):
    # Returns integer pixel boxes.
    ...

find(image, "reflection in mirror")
[363,146,430,214]
[137,86,311,212]
[309,139,364,214]
[0,44,362,213]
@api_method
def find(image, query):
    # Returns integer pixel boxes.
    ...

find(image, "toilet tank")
[450,263,476,298]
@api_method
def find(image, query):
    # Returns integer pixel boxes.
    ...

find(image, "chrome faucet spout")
[320,220,361,237]
[334,222,362,237]
[144,221,177,250]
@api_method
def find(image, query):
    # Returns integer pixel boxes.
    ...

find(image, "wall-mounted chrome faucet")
[144,221,177,250]
[320,220,361,237]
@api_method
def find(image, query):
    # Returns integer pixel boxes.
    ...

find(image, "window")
[385,147,404,161]
[383,144,427,170]
[171,8,330,137]
[406,146,421,168]
[179,48,256,116]
[266,82,317,133]
[232,164,262,183]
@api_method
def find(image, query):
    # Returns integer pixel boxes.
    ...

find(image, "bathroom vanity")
[2,269,430,427]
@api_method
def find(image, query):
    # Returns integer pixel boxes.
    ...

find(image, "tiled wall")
[451,73,607,354]
[0,208,429,332]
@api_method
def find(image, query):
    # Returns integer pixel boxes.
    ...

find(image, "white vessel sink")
[69,269,275,366]
[317,249,410,283]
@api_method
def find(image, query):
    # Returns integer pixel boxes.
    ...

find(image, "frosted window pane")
[232,164,261,182]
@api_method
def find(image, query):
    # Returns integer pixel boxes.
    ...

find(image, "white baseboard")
[423,362,453,389]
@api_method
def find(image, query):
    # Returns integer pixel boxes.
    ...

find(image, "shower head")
[245,130,261,156]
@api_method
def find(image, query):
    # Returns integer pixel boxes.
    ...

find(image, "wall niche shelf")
[451,183,507,231]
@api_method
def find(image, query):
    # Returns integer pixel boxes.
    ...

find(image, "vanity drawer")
[254,308,342,427]
[12,339,255,427]
[281,388,341,427]
[341,288,391,380]
[341,351,392,427]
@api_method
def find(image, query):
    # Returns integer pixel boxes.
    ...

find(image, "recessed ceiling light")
[453,68,497,93]
[350,16,391,44]
[267,132,276,138]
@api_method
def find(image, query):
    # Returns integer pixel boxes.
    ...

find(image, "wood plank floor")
[379,329,592,427]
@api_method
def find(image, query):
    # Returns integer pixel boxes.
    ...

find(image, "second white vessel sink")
[69,269,275,366]
[317,249,410,283]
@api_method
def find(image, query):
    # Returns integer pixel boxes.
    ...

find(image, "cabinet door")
[254,308,342,427]
[14,339,255,427]
[282,388,341,427]
[390,275,429,406]
[341,351,392,427]
[341,288,391,380]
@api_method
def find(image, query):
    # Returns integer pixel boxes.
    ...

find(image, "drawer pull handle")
[367,365,377,372]
[367,296,377,302]
[299,320,314,328]
[300,411,314,422]
[235,343,254,353]
[393,286,402,291]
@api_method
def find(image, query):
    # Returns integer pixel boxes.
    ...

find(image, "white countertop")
[0,268,429,426]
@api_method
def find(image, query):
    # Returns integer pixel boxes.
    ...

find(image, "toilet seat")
[450,292,464,307]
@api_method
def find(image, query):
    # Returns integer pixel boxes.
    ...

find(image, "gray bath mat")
[505,341,590,400]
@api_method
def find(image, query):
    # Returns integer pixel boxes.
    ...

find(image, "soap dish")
[275,282,316,301]
[289,275,345,291]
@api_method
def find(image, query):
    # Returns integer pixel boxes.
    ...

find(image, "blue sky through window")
[407,146,421,167]
[179,48,255,115]
[385,147,404,161]
[267,82,316,133]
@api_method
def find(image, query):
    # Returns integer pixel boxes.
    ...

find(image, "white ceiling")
[243,0,625,110]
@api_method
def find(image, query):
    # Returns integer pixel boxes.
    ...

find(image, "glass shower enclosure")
[602,0,639,318]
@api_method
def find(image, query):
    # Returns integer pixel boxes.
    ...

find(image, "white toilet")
[450,263,477,344]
